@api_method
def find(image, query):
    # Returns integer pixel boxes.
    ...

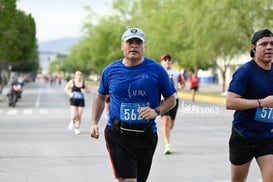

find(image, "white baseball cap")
[121,28,145,42]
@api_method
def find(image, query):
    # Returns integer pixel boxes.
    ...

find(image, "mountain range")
[38,37,79,55]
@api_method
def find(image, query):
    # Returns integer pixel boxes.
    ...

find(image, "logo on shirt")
[128,89,147,98]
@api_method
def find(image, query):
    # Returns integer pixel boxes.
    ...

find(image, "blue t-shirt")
[228,60,273,138]
[98,57,176,132]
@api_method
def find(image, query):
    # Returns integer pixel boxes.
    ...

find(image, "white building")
[39,51,67,74]
[198,53,251,89]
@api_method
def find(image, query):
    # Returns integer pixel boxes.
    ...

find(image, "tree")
[0,0,17,94]
[0,0,17,63]
[0,0,38,94]
[59,0,273,93]
[186,0,273,92]
[11,10,38,72]
[61,11,125,75]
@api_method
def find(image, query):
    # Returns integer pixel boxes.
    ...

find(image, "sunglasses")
[163,59,172,62]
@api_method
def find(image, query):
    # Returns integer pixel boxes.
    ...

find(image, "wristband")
[154,107,160,115]
[257,99,261,107]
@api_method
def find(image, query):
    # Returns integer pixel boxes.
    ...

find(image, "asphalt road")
[0,80,262,182]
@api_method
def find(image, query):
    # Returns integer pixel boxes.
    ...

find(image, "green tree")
[126,0,273,91]
[60,0,273,93]
[186,0,273,91]
[11,10,38,72]
[0,0,38,94]
[0,2,37,68]
[62,13,125,75]
[0,0,17,94]
[0,0,17,63]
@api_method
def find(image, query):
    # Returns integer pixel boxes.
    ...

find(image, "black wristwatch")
[154,107,160,116]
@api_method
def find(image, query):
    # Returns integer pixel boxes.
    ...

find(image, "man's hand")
[90,124,99,139]
[139,107,158,119]
[260,95,273,108]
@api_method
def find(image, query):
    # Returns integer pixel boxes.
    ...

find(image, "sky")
[16,0,113,41]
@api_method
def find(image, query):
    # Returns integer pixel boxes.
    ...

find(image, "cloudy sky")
[16,0,113,41]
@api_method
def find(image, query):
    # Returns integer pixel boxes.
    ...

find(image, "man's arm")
[138,93,176,120]
[226,91,259,110]
[158,93,176,114]
[90,93,105,139]
[178,74,185,89]
[227,91,273,110]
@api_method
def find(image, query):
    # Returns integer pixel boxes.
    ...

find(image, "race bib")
[16,84,22,89]
[73,91,83,99]
[254,107,273,123]
[120,103,148,124]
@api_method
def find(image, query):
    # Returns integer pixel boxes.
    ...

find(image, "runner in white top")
[160,53,185,154]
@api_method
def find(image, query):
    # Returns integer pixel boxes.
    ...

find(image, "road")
[0,80,262,182]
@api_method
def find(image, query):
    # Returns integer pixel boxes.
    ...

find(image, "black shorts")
[104,125,158,181]
[229,127,273,165]
[70,98,85,107]
[190,86,198,91]
[161,99,179,120]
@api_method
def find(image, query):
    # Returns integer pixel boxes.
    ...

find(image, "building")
[39,51,67,74]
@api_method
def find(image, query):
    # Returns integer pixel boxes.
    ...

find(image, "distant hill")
[38,37,79,55]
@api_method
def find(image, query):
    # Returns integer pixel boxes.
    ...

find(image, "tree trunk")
[221,68,226,93]
[0,66,11,94]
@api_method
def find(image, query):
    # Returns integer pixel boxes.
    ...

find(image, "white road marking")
[23,109,33,115]
[7,109,17,115]
[38,109,48,114]
[1,109,49,116]
[35,86,42,107]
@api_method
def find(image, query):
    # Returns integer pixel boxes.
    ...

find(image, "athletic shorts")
[104,125,158,181]
[161,99,179,120]
[229,127,273,165]
[190,86,198,91]
[70,98,85,107]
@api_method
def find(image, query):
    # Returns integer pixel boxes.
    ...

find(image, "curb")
[178,92,226,105]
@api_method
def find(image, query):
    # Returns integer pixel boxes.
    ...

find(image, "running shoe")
[74,128,81,135]
[164,144,171,154]
[68,121,74,130]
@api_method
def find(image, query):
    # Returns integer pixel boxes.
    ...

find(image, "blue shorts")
[229,127,273,165]
[104,125,158,181]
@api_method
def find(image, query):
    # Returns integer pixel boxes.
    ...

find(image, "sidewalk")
[178,92,226,105]
[179,83,226,105]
